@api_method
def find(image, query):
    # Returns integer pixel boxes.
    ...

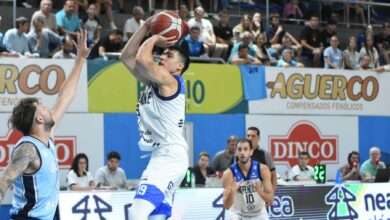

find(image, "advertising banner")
[0,58,88,112]
[88,62,245,113]
[246,115,358,180]
[0,113,103,187]
[249,67,390,116]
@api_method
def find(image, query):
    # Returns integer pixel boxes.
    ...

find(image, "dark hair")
[168,46,190,75]
[348,151,359,165]
[299,151,310,158]
[247,126,260,136]
[237,139,253,149]
[71,153,89,177]
[199,151,210,158]
[190,26,201,32]
[9,98,39,135]
[108,29,123,36]
[16,17,28,28]
[238,44,249,51]
[107,151,121,160]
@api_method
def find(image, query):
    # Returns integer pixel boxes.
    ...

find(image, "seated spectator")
[323,35,343,69]
[178,4,190,21]
[187,6,217,56]
[231,44,261,65]
[53,34,76,59]
[83,4,102,46]
[289,151,315,181]
[28,15,63,58]
[67,153,96,190]
[339,151,361,181]
[343,36,360,70]
[2,17,31,56]
[360,35,380,69]
[232,14,252,43]
[192,152,215,187]
[89,29,124,58]
[374,22,390,65]
[123,6,145,42]
[283,0,303,20]
[273,33,302,60]
[254,33,271,65]
[229,31,257,63]
[360,54,372,70]
[56,0,80,36]
[277,48,303,67]
[31,0,57,32]
[300,15,323,67]
[214,9,233,60]
[95,151,128,190]
[181,26,206,57]
[211,136,238,173]
[251,12,263,39]
[321,20,337,48]
[360,146,386,182]
[94,0,118,29]
[266,13,285,47]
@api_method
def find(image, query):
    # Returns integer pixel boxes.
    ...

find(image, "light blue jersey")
[10,136,59,220]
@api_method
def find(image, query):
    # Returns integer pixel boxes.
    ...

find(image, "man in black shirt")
[214,9,233,60]
[321,19,337,48]
[192,152,215,187]
[300,15,323,67]
[89,29,124,59]
[247,127,277,191]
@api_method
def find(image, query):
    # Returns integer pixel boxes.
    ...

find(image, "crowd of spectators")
[1,0,389,71]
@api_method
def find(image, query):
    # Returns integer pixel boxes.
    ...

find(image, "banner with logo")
[246,115,358,180]
[0,58,88,112]
[0,113,103,187]
[249,67,390,116]
[88,62,246,113]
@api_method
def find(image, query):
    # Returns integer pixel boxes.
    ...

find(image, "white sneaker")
[22,2,32,8]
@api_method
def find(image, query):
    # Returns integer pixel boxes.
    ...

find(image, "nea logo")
[0,130,76,169]
[269,121,338,166]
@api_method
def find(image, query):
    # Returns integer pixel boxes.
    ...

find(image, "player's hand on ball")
[154,35,177,48]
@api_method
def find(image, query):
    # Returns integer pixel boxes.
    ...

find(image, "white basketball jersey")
[136,75,187,151]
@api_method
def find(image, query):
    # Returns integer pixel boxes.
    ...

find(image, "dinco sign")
[269,121,338,166]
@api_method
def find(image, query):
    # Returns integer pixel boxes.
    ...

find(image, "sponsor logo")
[0,130,76,169]
[325,185,358,220]
[269,121,338,166]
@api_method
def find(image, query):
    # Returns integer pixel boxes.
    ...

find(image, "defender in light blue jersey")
[0,31,91,220]
[120,15,190,220]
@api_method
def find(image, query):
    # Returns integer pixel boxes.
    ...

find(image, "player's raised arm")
[222,169,237,209]
[0,143,39,201]
[257,164,274,204]
[50,30,90,136]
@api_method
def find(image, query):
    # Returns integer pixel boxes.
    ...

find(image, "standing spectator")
[339,151,361,181]
[2,17,31,56]
[251,12,263,40]
[300,15,323,67]
[277,48,303,67]
[83,4,102,46]
[344,36,360,70]
[323,35,343,69]
[192,152,215,187]
[247,127,277,190]
[67,153,96,191]
[375,22,390,65]
[231,44,261,64]
[283,0,303,20]
[211,136,238,173]
[31,0,57,32]
[321,20,337,48]
[359,35,380,69]
[360,54,372,70]
[266,13,285,46]
[213,9,233,60]
[94,0,118,29]
[123,6,145,42]
[53,34,76,59]
[289,151,315,181]
[27,15,63,58]
[232,14,252,43]
[187,6,217,56]
[181,26,206,57]
[360,147,386,182]
[95,151,128,189]
[56,0,81,36]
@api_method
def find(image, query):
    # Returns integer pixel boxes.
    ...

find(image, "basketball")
[150,11,189,42]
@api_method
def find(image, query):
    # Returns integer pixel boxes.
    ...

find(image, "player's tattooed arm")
[0,143,39,202]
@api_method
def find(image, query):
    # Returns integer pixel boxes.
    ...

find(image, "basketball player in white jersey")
[120,16,190,220]
[222,139,274,220]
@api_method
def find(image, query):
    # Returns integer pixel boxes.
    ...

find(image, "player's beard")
[239,156,250,164]
[44,118,55,132]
